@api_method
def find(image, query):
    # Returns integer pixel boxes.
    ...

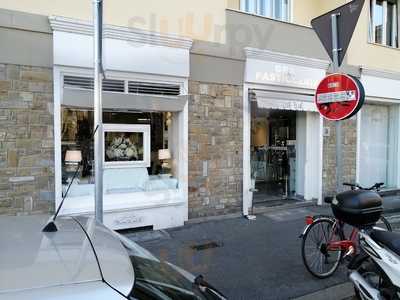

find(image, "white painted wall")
[295,111,321,201]
[304,112,321,200]
[296,112,306,197]
[242,85,251,216]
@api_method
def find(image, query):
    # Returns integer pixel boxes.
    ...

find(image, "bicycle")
[300,182,392,279]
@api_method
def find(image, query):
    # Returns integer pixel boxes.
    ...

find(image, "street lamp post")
[93,0,103,223]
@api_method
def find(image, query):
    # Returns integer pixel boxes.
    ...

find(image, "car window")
[128,256,208,300]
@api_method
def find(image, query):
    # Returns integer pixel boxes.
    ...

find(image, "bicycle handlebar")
[343,182,384,191]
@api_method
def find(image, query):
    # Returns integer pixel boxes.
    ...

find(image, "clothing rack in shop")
[252,145,289,182]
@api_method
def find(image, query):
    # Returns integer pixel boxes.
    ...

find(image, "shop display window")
[359,104,399,189]
[61,108,178,198]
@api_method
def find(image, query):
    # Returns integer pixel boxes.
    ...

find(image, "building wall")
[188,81,243,218]
[3,0,398,73]
[0,63,54,215]
[292,0,324,27]
[322,117,357,197]
[0,0,227,43]
[347,1,400,72]
[0,9,53,68]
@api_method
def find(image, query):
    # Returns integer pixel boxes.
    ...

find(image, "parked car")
[0,215,226,299]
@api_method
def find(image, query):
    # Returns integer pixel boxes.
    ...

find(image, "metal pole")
[331,12,342,193]
[93,0,103,223]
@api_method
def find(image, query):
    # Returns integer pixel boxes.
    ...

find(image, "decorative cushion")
[103,168,149,193]
[64,169,179,197]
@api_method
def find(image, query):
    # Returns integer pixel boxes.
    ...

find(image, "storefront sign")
[254,64,319,90]
[315,73,364,120]
[257,98,317,112]
[246,59,324,89]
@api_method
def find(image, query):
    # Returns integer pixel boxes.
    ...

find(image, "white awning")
[251,89,317,112]
[62,88,188,112]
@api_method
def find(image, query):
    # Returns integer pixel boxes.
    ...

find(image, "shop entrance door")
[250,105,321,206]
[251,108,298,205]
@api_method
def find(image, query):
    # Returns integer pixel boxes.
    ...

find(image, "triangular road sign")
[311,0,365,67]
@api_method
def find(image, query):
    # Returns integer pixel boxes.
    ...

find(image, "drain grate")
[190,241,223,251]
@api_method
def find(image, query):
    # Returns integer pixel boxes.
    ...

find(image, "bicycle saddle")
[370,229,400,256]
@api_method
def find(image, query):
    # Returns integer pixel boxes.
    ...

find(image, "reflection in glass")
[387,2,398,47]
[370,0,398,47]
[241,0,289,21]
[359,104,399,189]
[374,0,384,44]
[274,0,282,20]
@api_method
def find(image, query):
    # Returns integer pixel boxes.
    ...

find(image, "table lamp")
[64,150,82,184]
[65,150,82,165]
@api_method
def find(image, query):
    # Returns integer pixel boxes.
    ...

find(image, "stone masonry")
[188,81,243,218]
[322,117,357,197]
[0,64,54,215]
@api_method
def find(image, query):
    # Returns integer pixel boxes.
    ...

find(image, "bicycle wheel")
[375,215,392,232]
[301,218,345,279]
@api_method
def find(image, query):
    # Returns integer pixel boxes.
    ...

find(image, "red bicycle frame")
[306,216,359,254]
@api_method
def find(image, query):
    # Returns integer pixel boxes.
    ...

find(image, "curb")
[185,201,318,225]
[252,200,317,215]
[292,282,354,300]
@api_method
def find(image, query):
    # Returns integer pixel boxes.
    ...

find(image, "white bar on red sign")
[317,90,356,104]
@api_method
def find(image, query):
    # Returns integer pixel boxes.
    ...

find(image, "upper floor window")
[370,0,399,47]
[240,0,291,22]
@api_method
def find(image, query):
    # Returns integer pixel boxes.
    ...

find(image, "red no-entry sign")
[315,73,365,121]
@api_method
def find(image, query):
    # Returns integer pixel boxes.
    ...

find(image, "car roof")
[0,215,101,294]
[0,215,134,297]
[74,216,135,296]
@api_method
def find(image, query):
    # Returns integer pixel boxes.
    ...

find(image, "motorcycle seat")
[370,229,400,256]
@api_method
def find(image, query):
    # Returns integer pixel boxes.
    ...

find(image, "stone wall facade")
[0,64,54,215]
[322,117,357,197]
[188,81,243,218]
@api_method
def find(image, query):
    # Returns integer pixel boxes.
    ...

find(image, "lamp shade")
[158,149,171,160]
[65,150,82,163]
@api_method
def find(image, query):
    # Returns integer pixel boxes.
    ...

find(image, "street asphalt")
[123,197,400,300]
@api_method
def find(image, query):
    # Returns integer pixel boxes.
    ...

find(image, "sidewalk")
[124,205,347,300]
[124,198,400,300]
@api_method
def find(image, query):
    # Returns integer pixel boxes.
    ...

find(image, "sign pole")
[331,12,342,193]
[93,0,103,223]
[312,1,365,198]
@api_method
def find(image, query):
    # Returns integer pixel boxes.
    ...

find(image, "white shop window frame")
[53,66,189,209]
[243,82,324,213]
